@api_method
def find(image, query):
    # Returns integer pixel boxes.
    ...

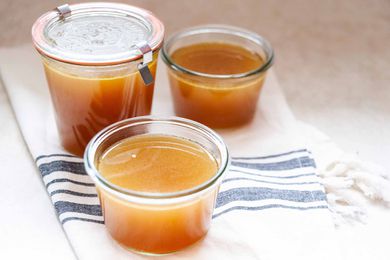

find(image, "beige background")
[1,0,389,169]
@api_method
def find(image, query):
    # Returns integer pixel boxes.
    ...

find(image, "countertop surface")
[0,0,389,259]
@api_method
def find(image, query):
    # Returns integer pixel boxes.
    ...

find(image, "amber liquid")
[98,135,218,254]
[43,58,157,157]
[169,42,266,128]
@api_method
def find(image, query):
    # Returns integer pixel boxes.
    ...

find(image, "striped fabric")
[35,149,328,226]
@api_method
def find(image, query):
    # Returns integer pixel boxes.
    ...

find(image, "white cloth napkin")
[0,45,342,260]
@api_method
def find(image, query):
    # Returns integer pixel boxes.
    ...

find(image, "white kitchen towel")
[0,45,342,260]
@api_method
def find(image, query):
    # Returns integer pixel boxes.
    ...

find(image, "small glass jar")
[32,3,164,156]
[84,116,230,255]
[162,25,274,128]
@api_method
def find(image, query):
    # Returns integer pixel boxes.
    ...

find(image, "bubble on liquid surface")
[47,15,149,56]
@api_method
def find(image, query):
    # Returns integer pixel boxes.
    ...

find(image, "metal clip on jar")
[32,2,164,156]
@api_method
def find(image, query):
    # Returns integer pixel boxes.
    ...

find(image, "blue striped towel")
[36,149,327,225]
[0,46,340,260]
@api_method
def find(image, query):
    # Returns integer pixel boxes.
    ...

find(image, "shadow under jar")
[162,25,274,128]
[32,2,164,156]
[84,116,229,255]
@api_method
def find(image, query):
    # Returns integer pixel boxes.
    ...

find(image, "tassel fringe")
[318,153,390,225]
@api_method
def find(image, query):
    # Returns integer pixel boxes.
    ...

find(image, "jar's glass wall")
[43,52,159,156]
[84,117,229,254]
[97,182,218,254]
[162,25,273,128]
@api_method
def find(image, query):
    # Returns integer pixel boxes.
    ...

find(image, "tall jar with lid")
[32,3,164,156]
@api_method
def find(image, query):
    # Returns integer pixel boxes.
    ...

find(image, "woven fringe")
[318,153,390,225]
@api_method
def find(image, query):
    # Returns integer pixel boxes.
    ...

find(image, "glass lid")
[32,2,164,65]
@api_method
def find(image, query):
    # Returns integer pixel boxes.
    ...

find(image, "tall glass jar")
[32,3,164,156]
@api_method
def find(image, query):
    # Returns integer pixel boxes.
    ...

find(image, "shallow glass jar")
[84,116,230,255]
[32,3,164,156]
[162,25,274,128]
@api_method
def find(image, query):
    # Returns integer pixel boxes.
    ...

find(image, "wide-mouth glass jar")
[32,2,164,156]
[162,25,274,128]
[84,116,230,255]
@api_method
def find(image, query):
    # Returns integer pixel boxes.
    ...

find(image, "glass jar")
[84,116,230,255]
[162,25,274,128]
[32,3,164,156]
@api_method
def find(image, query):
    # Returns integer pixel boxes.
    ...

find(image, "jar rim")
[161,24,274,79]
[32,2,164,66]
[84,116,230,203]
